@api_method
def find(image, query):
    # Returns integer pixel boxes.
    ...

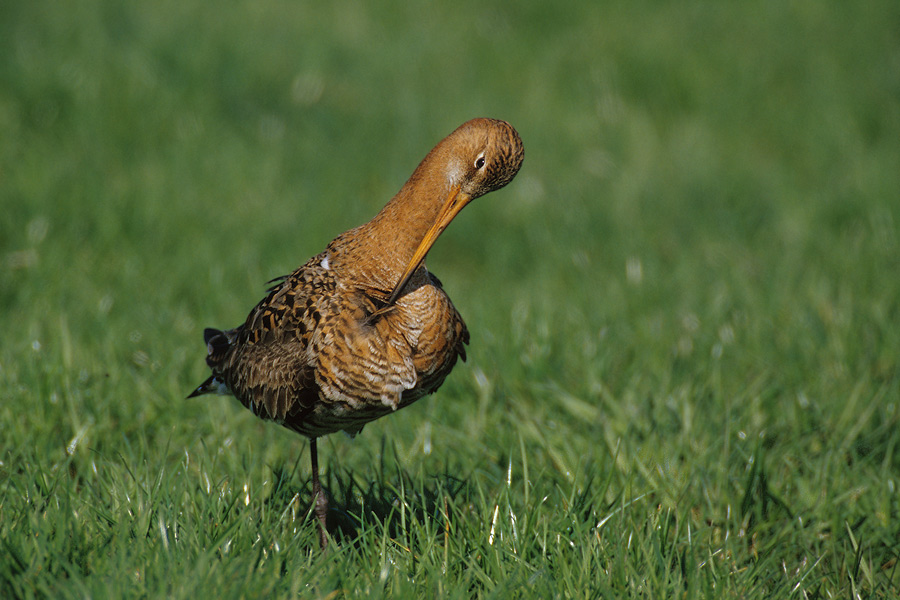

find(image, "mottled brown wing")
[212,255,330,425]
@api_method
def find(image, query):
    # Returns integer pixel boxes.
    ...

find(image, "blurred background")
[3,0,897,431]
[1,0,898,593]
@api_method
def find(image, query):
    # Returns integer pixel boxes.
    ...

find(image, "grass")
[1,0,899,597]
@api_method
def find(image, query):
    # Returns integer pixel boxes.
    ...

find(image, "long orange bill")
[382,184,471,309]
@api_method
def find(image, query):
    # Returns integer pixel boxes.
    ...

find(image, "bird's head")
[381,118,524,307]
[442,118,525,200]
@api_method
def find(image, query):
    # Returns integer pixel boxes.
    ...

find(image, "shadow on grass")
[326,466,469,548]
[263,439,471,550]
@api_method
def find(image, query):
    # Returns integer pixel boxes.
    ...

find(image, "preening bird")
[188,118,524,548]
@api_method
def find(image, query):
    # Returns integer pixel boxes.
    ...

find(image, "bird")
[188,118,524,549]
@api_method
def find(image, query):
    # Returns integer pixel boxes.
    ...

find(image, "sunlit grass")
[2,0,899,597]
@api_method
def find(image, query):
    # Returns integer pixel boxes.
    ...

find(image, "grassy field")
[2,0,899,597]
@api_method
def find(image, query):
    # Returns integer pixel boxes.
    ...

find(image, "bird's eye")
[474,155,486,169]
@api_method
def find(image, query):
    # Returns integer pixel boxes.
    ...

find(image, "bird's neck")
[328,158,450,294]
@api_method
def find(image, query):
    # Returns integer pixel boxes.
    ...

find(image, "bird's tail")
[186,375,225,398]
[186,327,238,398]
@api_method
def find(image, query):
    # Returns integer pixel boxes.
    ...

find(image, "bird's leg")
[310,437,328,550]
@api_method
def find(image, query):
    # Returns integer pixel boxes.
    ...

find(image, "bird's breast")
[374,274,469,384]
[313,271,468,411]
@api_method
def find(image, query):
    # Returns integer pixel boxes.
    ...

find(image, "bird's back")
[197,251,469,439]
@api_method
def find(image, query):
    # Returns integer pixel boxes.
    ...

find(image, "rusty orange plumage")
[188,118,524,548]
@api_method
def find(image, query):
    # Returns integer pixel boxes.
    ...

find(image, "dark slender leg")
[310,438,328,550]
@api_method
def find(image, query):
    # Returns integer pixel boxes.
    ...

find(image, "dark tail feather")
[188,327,236,398]
[187,375,217,398]
[204,327,238,364]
